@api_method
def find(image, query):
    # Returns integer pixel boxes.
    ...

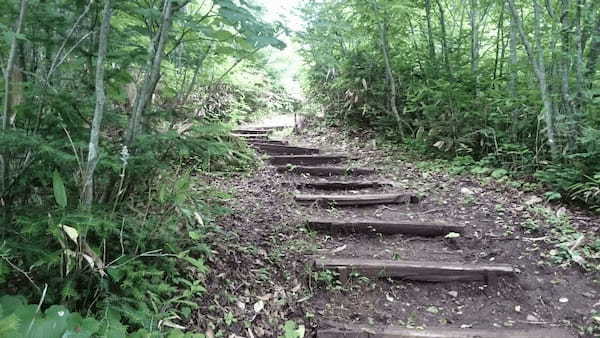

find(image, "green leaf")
[53,171,68,208]
[491,169,508,179]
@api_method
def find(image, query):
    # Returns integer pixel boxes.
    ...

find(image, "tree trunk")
[470,0,480,91]
[585,13,600,81]
[1,0,28,198]
[435,0,452,76]
[507,0,559,159]
[125,0,176,146]
[82,0,113,208]
[379,19,404,139]
[425,0,437,65]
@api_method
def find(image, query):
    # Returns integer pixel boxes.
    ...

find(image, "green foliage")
[0,0,295,333]
[0,295,206,337]
[297,0,600,211]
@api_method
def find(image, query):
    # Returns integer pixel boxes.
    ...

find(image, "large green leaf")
[52,171,68,208]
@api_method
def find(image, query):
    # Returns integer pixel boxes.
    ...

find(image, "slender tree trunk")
[425,0,437,64]
[509,4,518,98]
[585,13,600,81]
[470,0,480,91]
[493,2,505,83]
[574,0,585,100]
[507,0,559,158]
[125,0,176,146]
[435,0,452,76]
[180,44,212,105]
[82,0,113,208]
[378,19,404,139]
[1,0,28,199]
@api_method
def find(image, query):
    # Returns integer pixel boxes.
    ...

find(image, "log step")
[248,139,288,145]
[295,193,419,206]
[308,219,464,236]
[317,324,575,338]
[313,258,515,282]
[232,129,271,135]
[268,155,348,166]
[251,143,320,155]
[296,181,393,190]
[276,166,375,176]
[232,134,269,140]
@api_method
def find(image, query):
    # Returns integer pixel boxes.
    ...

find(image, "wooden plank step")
[232,129,271,135]
[317,324,575,338]
[295,193,419,206]
[251,143,320,155]
[313,258,515,282]
[268,155,348,166]
[296,181,393,190]
[276,166,375,176]
[308,219,464,236]
[248,139,288,145]
[232,134,269,140]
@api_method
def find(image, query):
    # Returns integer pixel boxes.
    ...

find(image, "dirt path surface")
[194,117,599,337]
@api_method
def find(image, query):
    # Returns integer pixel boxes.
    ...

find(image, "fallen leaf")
[525,196,543,206]
[426,306,439,314]
[461,187,474,195]
[445,232,461,239]
[330,245,347,254]
[254,300,264,313]
[448,291,458,298]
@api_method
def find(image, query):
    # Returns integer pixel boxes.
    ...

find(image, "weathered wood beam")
[268,155,348,166]
[307,219,464,236]
[251,143,320,155]
[317,324,575,338]
[296,181,393,190]
[313,258,515,282]
[295,193,419,206]
[277,166,375,176]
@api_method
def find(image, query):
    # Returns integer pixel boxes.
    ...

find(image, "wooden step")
[276,166,375,176]
[296,181,393,190]
[248,139,288,145]
[232,134,269,140]
[268,155,348,166]
[317,324,575,338]
[313,258,515,282]
[251,143,320,155]
[308,219,464,236]
[295,193,419,206]
[232,129,271,135]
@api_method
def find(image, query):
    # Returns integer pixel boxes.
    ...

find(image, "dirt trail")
[197,117,599,337]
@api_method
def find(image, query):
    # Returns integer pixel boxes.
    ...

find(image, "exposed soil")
[190,116,600,337]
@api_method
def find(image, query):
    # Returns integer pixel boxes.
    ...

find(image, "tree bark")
[82,0,113,208]
[378,19,404,138]
[470,0,480,91]
[435,0,452,76]
[125,0,176,146]
[425,0,437,65]
[1,0,28,198]
[507,0,559,159]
